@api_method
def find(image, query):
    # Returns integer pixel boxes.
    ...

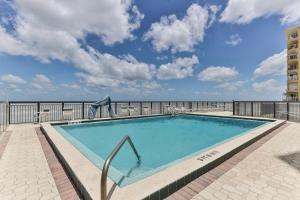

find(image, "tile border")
[36,127,82,200]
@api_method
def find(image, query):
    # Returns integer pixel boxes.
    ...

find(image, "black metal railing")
[4,101,233,124]
[233,101,300,122]
[0,102,9,133]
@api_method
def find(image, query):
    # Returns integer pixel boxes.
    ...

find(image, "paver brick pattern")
[192,122,300,200]
[1,118,300,200]
[0,124,61,200]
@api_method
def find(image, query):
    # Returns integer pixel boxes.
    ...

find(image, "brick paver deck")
[167,122,300,200]
[1,119,300,200]
[0,124,61,200]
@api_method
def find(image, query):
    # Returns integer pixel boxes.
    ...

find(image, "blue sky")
[0,0,299,101]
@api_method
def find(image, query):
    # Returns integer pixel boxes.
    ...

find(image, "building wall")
[286,26,300,101]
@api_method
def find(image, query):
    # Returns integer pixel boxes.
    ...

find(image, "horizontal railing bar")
[6,100,234,103]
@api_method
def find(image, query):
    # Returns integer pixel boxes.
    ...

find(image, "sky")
[0,0,299,101]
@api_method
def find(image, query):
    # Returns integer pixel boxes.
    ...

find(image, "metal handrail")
[101,135,141,200]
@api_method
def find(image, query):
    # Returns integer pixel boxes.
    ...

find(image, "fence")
[0,102,9,133]
[5,101,233,124]
[233,101,300,122]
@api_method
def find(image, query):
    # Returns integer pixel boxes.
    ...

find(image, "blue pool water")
[55,115,269,186]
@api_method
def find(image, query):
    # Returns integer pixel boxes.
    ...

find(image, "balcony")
[288,54,298,60]
[288,43,298,50]
[286,96,298,101]
[288,74,298,80]
[288,64,298,71]
[288,82,298,91]
[289,32,298,40]
[288,87,298,92]
[288,69,298,74]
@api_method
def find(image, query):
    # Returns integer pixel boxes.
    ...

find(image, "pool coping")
[41,114,285,200]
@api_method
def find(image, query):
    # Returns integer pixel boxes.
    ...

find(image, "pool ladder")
[101,135,141,200]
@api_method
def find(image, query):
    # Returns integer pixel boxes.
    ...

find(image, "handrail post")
[101,135,140,200]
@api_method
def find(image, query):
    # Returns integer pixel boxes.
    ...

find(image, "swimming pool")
[55,115,269,187]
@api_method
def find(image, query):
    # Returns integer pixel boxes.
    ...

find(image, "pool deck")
[0,112,300,200]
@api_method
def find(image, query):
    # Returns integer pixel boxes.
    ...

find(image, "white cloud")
[142,81,161,89]
[198,66,239,82]
[226,34,242,46]
[207,5,221,28]
[157,55,199,80]
[0,74,26,84]
[143,4,219,53]
[31,74,53,89]
[217,80,246,91]
[252,79,281,92]
[0,0,152,88]
[61,83,81,89]
[254,49,287,78]
[220,0,300,25]
[75,51,156,87]
[14,0,143,45]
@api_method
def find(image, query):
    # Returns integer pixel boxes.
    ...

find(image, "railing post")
[100,105,102,118]
[273,102,276,118]
[287,102,289,120]
[251,101,253,116]
[150,102,152,114]
[37,102,40,123]
[160,102,162,114]
[232,100,235,115]
[115,102,117,115]
[140,102,142,115]
[82,102,85,119]
[128,101,131,116]
[61,102,64,120]
[8,102,11,124]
